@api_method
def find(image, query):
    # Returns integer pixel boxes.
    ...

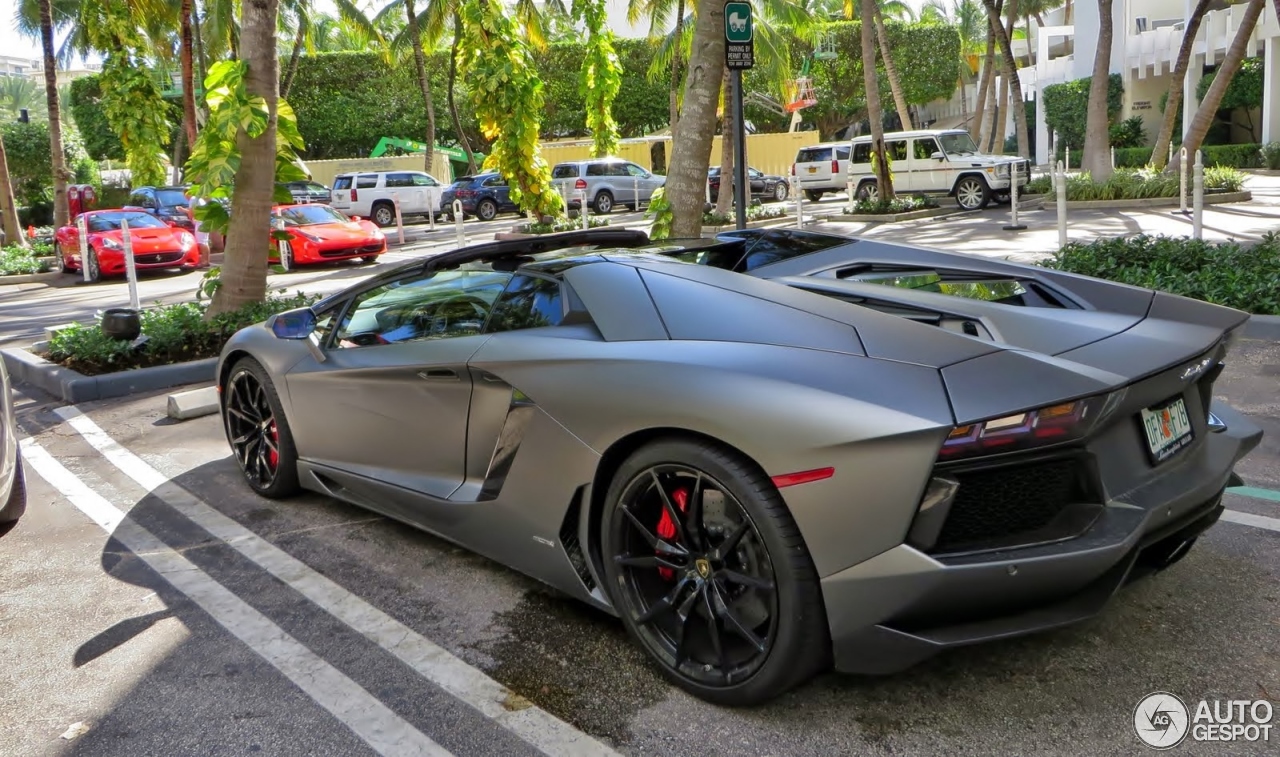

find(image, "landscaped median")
[0,240,60,285]
[1025,166,1251,209]
[0,292,318,404]
[829,195,953,223]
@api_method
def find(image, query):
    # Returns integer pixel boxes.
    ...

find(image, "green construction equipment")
[370,137,480,180]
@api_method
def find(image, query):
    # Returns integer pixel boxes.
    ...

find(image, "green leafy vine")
[457,0,562,219]
[644,186,673,239]
[575,0,622,157]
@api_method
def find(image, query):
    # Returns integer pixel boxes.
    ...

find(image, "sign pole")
[724,0,754,230]
[732,69,748,230]
[120,218,140,310]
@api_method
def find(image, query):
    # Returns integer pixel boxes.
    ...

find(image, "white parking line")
[1220,509,1280,533]
[53,406,622,757]
[19,438,452,757]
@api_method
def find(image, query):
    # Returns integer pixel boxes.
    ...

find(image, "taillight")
[351,187,358,201]
[938,391,1126,461]
[574,178,587,190]
[790,163,795,176]
[831,159,839,174]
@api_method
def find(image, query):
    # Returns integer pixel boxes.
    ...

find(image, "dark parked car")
[217,227,1261,706]
[708,167,790,203]
[279,180,332,205]
[127,185,194,230]
[440,172,519,222]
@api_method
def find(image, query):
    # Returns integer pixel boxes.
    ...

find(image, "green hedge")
[1197,57,1263,111]
[68,75,123,162]
[1025,166,1245,200]
[1042,234,1280,314]
[1059,143,1263,169]
[1,121,98,225]
[1041,74,1123,152]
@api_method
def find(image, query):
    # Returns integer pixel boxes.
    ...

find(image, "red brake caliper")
[656,488,689,580]
[268,422,280,469]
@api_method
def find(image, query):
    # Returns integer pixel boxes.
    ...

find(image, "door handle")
[418,369,459,381]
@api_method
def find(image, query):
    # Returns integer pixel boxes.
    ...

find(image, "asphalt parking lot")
[2,333,1277,756]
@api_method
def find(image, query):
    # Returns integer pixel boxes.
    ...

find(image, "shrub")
[1262,143,1280,170]
[848,194,938,214]
[1203,165,1246,192]
[525,216,609,234]
[45,292,320,375]
[0,245,52,276]
[746,204,786,221]
[1041,233,1280,314]
[1200,143,1262,169]
[1054,167,1242,201]
[1025,176,1051,195]
[0,121,99,223]
[1109,116,1146,148]
[1041,74,1123,153]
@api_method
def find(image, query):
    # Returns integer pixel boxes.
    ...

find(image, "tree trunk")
[180,0,199,146]
[959,74,968,131]
[1151,0,1211,169]
[983,0,1030,158]
[666,1,725,237]
[972,31,996,144]
[991,73,1007,152]
[194,0,208,90]
[669,0,687,139]
[281,12,305,100]
[715,68,734,216]
[873,7,913,130]
[449,13,478,175]
[0,134,26,248]
[1082,0,1114,179]
[38,0,70,228]
[404,0,438,175]
[862,0,894,200]
[208,0,279,317]
[1172,0,1265,174]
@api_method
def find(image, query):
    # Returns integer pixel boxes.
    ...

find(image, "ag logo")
[1135,692,1190,749]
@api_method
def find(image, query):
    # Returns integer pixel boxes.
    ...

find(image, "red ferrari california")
[271,204,386,270]
[56,209,201,282]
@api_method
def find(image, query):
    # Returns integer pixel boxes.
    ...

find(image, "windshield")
[939,132,979,156]
[87,211,168,232]
[156,189,190,207]
[276,205,348,226]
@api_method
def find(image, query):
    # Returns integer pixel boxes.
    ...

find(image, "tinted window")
[940,132,978,155]
[333,176,353,190]
[482,175,506,187]
[411,173,438,187]
[334,269,512,348]
[914,138,941,159]
[156,189,189,207]
[748,168,763,178]
[486,275,564,332]
[356,174,379,189]
[87,211,169,231]
[669,230,850,272]
[586,163,608,176]
[552,164,579,179]
[886,140,909,162]
[856,271,1032,303]
[385,173,413,188]
[626,163,649,177]
[835,146,850,160]
[795,147,831,163]
[852,143,872,163]
[276,205,347,226]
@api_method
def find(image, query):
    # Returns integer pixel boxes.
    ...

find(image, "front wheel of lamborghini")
[600,438,829,706]
[223,357,300,499]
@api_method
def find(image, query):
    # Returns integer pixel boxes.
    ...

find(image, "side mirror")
[931,151,945,161]
[269,307,317,339]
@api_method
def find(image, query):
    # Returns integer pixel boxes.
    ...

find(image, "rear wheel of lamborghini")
[600,438,829,706]
[223,357,299,499]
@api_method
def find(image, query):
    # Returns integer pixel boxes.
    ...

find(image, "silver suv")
[848,129,1030,211]
[550,158,665,214]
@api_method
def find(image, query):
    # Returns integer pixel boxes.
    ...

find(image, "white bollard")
[1168,141,1173,167]
[706,178,712,206]
[1003,161,1026,231]
[78,214,90,282]
[1179,147,1188,215]
[580,190,589,230]
[392,193,405,245]
[633,176,640,211]
[428,196,436,231]
[453,199,466,248]
[1064,145,1070,173]
[1056,160,1068,248]
[274,215,290,271]
[1051,132,1059,190]
[120,218,140,309]
[795,191,804,228]
[1192,149,1204,240]
[846,174,855,211]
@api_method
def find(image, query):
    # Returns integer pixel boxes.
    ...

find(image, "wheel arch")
[949,170,989,196]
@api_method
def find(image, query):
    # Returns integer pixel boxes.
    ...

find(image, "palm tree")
[280,0,312,99]
[209,0,279,316]
[1081,0,1112,178]
[980,0,1029,157]
[666,1,726,236]
[0,78,42,120]
[0,134,26,248]
[1150,0,1210,170]
[1171,0,1264,173]
[861,0,893,199]
[628,0,688,135]
[843,0,913,130]
[180,0,199,155]
[923,0,984,135]
[35,0,71,228]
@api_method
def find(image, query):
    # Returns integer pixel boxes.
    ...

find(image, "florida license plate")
[807,166,817,173]
[1141,398,1193,463]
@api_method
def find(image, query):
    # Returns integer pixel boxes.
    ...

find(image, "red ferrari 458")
[270,204,386,270]
[56,209,200,282]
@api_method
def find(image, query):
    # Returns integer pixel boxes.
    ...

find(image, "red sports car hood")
[298,221,380,242]
[94,227,187,252]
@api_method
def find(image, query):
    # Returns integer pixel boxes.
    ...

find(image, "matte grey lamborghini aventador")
[217,228,1262,705]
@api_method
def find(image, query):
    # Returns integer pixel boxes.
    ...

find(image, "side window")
[333,269,513,348]
[486,275,565,333]
[852,143,872,163]
[607,163,630,177]
[551,164,578,179]
[914,138,941,160]
[356,174,379,189]
[835,146,850,161]
[313,304,340,346]
[411,173,438,187]
[385,173,413,188]
[586,163,608,176]
[333,176,352,190]
[483,176,506,187]
[625,163,648,177]
[886,140,909,162]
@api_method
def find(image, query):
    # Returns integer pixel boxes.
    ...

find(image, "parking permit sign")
[724,2,754,70]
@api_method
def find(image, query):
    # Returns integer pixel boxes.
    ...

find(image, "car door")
[747,168,767,197]
[884,139,911,191]
[383,173,423,214]
[411,172,443,213]
[331,176,353,210]
[910,136,948,192]
[283,267,514,503]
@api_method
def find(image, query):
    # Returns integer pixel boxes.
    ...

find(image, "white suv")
[791,142,851,201]
[847,129,1029,211]
[330,170,446,227]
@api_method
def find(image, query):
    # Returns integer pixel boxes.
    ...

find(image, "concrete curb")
[1040,191,1252,211]
[0,347,218,404]
[1244,315,1280,340]
[0,270,61,286]
[167,386,220,420]
[829,206,957,223]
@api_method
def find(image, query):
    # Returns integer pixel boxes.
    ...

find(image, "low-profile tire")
[855,180,879,204]
[371,202,396,227]
[593,191,614,215]
[222,357,300,499]
[360,255,380,264]
[0,450,28,524]
[773,183,789,202]
[476,198,499,222]
[804,190,823,202]
[600,437,830,706]
[58,243,74,274]
[954,175,991,210]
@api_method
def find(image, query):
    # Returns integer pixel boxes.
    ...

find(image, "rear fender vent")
[558,487,596,593]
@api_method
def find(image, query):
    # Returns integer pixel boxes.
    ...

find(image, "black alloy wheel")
[602,439,829,706]
[476,198,499,222]
[223,358,299,498]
